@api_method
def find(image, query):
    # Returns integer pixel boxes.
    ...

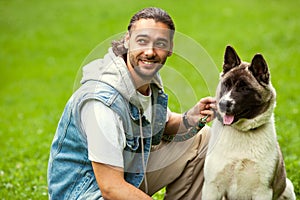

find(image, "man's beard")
[129,54,166,80]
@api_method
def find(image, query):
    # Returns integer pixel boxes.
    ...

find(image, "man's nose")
[144,45,156,57]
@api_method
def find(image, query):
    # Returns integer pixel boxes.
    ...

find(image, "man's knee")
[196,125,211,157]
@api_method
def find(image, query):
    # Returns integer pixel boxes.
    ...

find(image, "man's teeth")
[142,60,154,64]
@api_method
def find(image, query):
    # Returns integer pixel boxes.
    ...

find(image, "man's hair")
[112,7,175,56]
[127,7,175,34]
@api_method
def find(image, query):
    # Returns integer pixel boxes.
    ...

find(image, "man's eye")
[155,41,167,49]
[137,39,148,44]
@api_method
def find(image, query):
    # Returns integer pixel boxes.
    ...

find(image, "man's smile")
[141,60,155,65]
[138,58,159,67]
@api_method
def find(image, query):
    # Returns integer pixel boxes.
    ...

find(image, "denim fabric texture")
[47,80,168,199]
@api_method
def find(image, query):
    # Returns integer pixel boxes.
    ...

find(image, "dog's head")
[216,45,276,127]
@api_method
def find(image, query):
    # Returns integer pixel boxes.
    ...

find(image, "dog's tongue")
[223,114,234,125]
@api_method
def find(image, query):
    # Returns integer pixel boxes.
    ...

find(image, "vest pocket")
[70,172,100,200]
[125,135,140,151]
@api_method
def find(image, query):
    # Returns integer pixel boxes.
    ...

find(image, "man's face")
[126,19,173,81]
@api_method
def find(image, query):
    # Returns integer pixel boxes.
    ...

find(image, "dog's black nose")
[219,99,233,112]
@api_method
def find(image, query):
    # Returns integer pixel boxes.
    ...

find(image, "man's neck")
[137,84,150,96]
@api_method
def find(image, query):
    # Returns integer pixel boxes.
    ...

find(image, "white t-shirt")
[81,91,154,168]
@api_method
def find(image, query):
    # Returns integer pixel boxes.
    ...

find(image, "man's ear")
[124,31,130,49]
[168,42,173,57]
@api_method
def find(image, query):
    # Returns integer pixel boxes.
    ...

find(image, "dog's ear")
[223,45,241,74]
[249,54,270,84]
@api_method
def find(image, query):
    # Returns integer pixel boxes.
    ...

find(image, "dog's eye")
[236,81,249,92]
[239,86,249,92]
[237,80,245,87]
[238,85,250,92]
[223,80,232,88]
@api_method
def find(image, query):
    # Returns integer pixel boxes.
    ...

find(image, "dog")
[202,46,296,200]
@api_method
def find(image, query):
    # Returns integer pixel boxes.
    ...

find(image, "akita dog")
[202,46,296,200]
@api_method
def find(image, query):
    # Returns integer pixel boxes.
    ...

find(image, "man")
[48,7,215,199]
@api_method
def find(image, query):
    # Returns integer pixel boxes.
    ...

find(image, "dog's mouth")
[223,114,235,125]
[221,108,253,125]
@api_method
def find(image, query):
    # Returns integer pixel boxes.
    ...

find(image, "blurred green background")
[1,0,299,199]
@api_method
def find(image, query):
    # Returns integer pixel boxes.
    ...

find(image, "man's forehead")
[130,19,172,38]
[131,28,171,38]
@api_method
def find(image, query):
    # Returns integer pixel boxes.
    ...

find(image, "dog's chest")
[212,158,262,197]
[208,120,276,159]
[205,120,278,194]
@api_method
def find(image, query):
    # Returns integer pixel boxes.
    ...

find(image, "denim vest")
[47,80,168,199]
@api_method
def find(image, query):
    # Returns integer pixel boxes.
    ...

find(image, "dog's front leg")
[252,187,273,200]
[202,181,223,200]
[278,178,296,200]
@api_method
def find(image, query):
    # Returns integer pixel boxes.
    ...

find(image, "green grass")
[1,0,299,199]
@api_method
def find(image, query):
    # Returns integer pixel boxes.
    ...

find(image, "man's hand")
[186,96,216,126]
[164,96,216,135]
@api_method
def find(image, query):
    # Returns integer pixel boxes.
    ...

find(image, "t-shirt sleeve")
[81,100,126,168]
[166,107,172,122]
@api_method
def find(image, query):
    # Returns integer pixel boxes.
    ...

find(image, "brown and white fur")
[202,46,296,200]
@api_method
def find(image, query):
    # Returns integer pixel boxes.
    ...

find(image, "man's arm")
[92,162,152,200]
[81,101,151,199]
[163,112,185,134]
